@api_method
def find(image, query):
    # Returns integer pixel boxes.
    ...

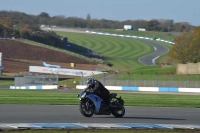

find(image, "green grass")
[112,66,176,80]
[0,80,14,86]
[1,89,200,108]
[87,29,176,65]
[0,89,77,105]
[129,66,176,74]
[109,66,200,82]
[55,31,155,71]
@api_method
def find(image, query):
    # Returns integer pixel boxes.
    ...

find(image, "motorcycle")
[77,88,125,117]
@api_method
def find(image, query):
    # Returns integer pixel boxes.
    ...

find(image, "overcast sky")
[1,0,200,26]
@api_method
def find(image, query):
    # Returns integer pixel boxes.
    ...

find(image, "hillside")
[55,31,156,71]
[0,39,108,74]
[3,58,107,73]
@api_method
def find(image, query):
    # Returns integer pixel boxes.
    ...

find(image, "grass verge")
[1,89,200,108]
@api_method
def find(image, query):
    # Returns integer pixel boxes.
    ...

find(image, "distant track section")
[84,30,170,66]
[42,28,171,66]
[138,40,169,66]
[85,30,175,44]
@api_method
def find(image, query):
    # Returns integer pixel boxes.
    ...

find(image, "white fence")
[85,31,175,44]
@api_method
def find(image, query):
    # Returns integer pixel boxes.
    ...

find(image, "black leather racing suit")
[88,80,110,106]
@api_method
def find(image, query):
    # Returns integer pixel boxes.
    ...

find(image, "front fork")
[83,99,94,110]
[85,100,90,110]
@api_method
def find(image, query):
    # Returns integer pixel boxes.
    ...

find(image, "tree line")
[0,11,196,32]
[0,11,66,49]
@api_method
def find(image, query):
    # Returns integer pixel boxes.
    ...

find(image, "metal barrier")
[80,73,200,88]
[14,74,59,86]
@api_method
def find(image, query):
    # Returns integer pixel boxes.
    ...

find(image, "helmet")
[86,77,94,86]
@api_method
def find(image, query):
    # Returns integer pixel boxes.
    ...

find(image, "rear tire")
[79,100,94,117]
[111,102,125,117]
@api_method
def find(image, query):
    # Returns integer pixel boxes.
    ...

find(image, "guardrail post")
[104,72,106,85]
[171,72,174,87]
[115,71,118,86]
[127,72,130,86]
[80,72,83,85]
[187,73,190,88]
[141,72,143,87]
[156,72,158,87]
[198,74,199,88]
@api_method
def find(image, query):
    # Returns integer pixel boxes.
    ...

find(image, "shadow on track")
[93,116,185,121]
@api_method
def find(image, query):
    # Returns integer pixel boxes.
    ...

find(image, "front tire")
[79,100,94,117]
[111,102,125,117]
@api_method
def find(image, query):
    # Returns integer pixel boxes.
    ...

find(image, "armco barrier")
[85,30,175,44]
[10,85,58,90]
[76,85,200,93]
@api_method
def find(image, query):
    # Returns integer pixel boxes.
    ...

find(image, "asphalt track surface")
[0,104,200,124]
[138,39,169,66]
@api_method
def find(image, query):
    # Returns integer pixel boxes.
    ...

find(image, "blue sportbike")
[77,88,125,117]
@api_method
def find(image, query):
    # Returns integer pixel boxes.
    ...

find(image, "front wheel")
[111,102,125,117]
[79,100,94,117]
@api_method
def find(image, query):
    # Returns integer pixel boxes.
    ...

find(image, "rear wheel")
[79,100,94,117]
[111,102,125,117]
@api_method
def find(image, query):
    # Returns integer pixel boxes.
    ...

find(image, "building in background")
[138,28,146,31]
[124,25,132,30]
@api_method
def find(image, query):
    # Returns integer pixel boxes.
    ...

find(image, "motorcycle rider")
[86,77,110,107]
